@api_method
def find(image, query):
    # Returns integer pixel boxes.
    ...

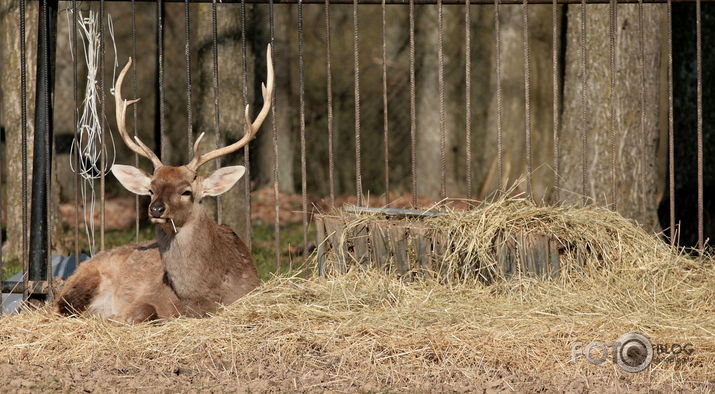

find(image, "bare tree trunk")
[479,5,555,201]
[415,6,445,198]
[254,4,295,194]
[194,2,257,241]
[415,6,499,199]
[319,5,355,197]
[159,2,192,167]
[0,0,38,261]
[560,4,664,230]
[460,6,497,198]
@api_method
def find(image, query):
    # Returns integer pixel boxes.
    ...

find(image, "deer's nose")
[150,202,166,218]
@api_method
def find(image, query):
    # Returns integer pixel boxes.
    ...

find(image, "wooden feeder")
[315,206,575,282]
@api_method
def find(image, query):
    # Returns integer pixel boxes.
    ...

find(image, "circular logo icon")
[616,332,653,373]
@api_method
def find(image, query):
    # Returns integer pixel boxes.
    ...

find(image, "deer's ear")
[112,164,152,195]
[201,166,245,197]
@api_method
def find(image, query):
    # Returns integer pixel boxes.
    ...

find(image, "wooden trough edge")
[315,213,582,282]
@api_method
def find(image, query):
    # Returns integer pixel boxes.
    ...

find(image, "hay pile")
[321,196,702,282]
[0,199,713,391]
[427,197,694,281]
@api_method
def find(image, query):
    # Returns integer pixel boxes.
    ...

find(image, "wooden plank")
[516,232,527,276]
[531,233,547,276]
[517,232,528,276]
[323,217,347,273]
[387,225,410,274]
[412,225,431,271]
[548,238,561,278]
[315,216,327,276]
[348,222,370,268]
[431,230,450,278]
[496,232,510,278]
[368,221,390,269]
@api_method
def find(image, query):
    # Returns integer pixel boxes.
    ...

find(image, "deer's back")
[216,224,259,302]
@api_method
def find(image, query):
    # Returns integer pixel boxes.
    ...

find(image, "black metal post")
[28,0,58,285]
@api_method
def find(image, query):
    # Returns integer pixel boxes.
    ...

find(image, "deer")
[54,44,274,323]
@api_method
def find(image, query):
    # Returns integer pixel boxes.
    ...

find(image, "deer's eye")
[181,190,192,197]
[148,189,154,196]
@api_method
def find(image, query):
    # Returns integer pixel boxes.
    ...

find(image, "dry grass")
[1,198,714,391]
[426,196,695,282]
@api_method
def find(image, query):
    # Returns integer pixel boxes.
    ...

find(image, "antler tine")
[115,58,163,169]
[191,132,206,161]
[186,44,274,171]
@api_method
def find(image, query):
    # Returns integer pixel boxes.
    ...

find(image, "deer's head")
[111,45,274,233]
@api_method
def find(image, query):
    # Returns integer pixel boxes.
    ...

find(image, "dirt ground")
[0,361,711,393]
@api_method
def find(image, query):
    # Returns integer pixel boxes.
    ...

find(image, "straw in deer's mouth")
[148,217,178,233]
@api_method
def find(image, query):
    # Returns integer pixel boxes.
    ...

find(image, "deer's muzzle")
[150,202,166,218]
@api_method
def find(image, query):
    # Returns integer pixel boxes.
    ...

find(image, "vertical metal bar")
[298,0,308,256]
[523,0,532,198]
[552,0,559,202]
[185,0,194,157]
[580,0,587,204]
[465,0,472,198]
[29,0,57,284]
[609,0,617,208]
[240,0,252,250]
[353,0,363,206]
[325,0,335,207]
[269,0,281,272]
[157,0,166,162]
[19,0,29,300]
[637,0,646,221]
[72,0,80,257]
[667,0,675,245]
[438,0,446,200]
[44,0,54,295]
[495,0,503,192]
[131,0,140,242]
[211,0,222,224]
[99,0,106,251]
[409,0,417,206]
[696,0,703,250]
[382,0,390,205]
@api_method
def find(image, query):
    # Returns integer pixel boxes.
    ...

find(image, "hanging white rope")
[69,9,118,256]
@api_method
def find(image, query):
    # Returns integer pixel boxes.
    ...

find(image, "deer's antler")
[186,44,274,172]
[115,58,163,169]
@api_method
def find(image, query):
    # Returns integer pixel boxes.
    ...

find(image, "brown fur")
[157,213,259,317]
[55,165,259,323]
[54,242,182,323]
[54,263,101,315]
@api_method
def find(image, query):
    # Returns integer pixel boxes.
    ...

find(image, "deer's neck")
[155,208,222,299]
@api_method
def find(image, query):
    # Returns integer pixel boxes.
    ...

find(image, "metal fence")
[0,0,711,306]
